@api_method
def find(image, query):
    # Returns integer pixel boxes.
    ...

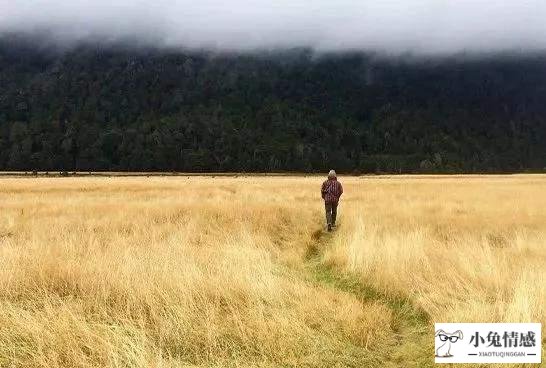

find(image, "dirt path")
[302,226,433,368]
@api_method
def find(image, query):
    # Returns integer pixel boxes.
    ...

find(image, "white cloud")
[1,0,546,53]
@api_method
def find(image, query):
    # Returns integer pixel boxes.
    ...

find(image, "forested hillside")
[1,35,545,173]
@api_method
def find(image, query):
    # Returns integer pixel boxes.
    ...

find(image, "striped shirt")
[321,178,343,204]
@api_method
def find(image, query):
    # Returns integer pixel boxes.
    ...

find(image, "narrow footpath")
[301,225,433,368]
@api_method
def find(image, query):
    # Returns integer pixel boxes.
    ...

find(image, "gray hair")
[328,170,336,178]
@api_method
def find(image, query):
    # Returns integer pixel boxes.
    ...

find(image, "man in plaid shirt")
[321,170,343,231]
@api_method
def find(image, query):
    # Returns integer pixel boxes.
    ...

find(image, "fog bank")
[1,1,546,54]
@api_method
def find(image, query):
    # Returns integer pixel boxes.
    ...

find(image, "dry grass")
[324,175,546,322]
[0,177,392,368]
[324,175,546,367]
[0,175,544,367]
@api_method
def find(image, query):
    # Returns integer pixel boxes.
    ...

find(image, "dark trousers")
[325,202,338,225]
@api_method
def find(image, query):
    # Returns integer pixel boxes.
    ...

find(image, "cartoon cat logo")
[435,329,463,358]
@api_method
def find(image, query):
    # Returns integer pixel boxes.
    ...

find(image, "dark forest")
[1,36,545,173]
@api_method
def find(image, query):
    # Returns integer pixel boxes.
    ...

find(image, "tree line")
[1,36,545,173]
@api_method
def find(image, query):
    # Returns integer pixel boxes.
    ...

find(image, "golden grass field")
[0,175,544,367]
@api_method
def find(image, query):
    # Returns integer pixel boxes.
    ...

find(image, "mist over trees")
[1,37,545,173]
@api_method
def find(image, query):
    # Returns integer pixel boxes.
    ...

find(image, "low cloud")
[1,0,546,54]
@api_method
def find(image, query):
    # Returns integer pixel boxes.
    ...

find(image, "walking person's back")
[321,170,343,232]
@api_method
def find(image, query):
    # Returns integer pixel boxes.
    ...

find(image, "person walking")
[321,170,343,232]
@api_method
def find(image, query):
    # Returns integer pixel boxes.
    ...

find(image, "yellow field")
[0,175,544,367]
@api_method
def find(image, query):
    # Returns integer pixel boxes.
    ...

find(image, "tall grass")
[324,175,546,326]
[1,175,544,367]
[0,177,391,367]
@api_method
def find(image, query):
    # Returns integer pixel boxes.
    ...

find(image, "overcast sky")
[1,0,546,54]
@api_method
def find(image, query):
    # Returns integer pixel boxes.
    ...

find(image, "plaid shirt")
[321,178,343,204]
